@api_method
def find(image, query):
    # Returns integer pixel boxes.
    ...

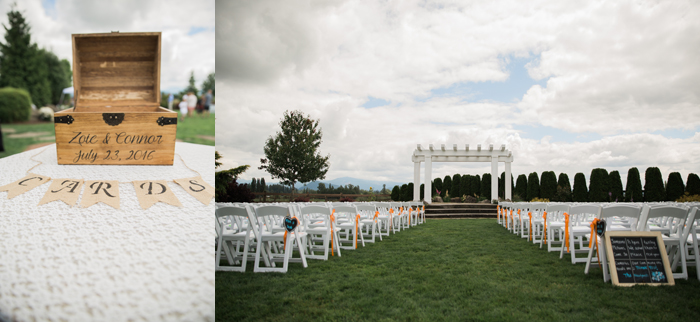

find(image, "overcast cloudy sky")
[0,0,214,93]
[217,0,700,188]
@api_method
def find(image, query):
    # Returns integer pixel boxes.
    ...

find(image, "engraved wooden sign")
[54,32,177,165]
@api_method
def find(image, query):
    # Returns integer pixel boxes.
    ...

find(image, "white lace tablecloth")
[0,143,214,322]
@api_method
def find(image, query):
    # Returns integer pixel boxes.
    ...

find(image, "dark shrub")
[527,172,539,201]
[609,171,623,202]
[433,178,443,197]
[572,173,588,202]
[452,174,461,199]
[540,171,557,201]
[461,175,471,197]
[339,196,355,202]
[481,173,491,200]
[666,172,684,201]
[556,173,572,202]
[588,168,610,202]
[471,174,480,197]
[686,173,700,196]
[515,174,527,200]
[625,167,643,202]
[644,167,665,202]
[0,87,31,123]
[391,185,400,201]
[443,175,452,199]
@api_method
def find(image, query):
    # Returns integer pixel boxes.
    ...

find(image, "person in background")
[195,95,203,116]
[203,89,212,118]
[178,95,188,122]
[186,91,197,118]
[167,93,174,110]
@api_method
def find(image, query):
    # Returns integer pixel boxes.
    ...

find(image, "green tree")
[572,173,588,202]
[452,174,461,199]
[540,171,557,201]
[481,173,491,200]
[184,70,198,95]
[420,183,425,201]
[443,175,452,198]
[461,174,471,197]
[433,177,443,197]
[471,174,481,197]
[259,110,330,197]
[391,185,400,201]
[556,173,572,202]
[666,172,684,201]
[588,168,610,202]
[250,178,257,193]
[527,172,539,201]
[625,167,643,202]
[215,151,251,201]
[686,173,700,196]
[644,167,665,202]
[260,178,266,192]
[201,72,215,96]
[608,171,623,202]
[0,7,51,106]
[400,184,410,201]
[39,48,71,104]
[515,174,527,200]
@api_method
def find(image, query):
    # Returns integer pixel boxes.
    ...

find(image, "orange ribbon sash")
[543,211,548,244]
[564,212,570,253]
[528,212,533,240]
[589,218,601,268]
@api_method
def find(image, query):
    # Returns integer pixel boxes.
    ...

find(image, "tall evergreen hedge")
[515,174,527,200]
[609,171,623,202]
[452,174,461,199]
[391,185,400,201]
[625,167,643,202]
[527,172,539,201]
[687,173,700,196]
[588,168,610,202]
[481,173,491,200]
[461,174,471,197]
[433,178,443,197]
[556,173,572,202]
[472,174,481,197]
[420,183,425,201]
[539,171,557,201]
[407,182,415,201]
[572,173,588,202]
[644,167,665,202]
[400,184,410,201]
[443,175,452,198]
[666,172,684,201]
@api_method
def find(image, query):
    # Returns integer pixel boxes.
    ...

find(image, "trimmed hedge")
[461,174,471,197]
[433,178,442,197]
[407,182,415,201]
[539,171,557,201]
[515,174,527,200]
[443,175,452,199]
[644,167,665,202]
[400,184,410,201]
[687,173,700,196]
[391,185,400,201]
[666,172,684,202]
[420,183,425,201]
[452,174,461,199]
[588,168,610,202]
[471,174,481,198]
[0,87,32,123]
[609,171,623,202]
[625,167,643,202]
[527,172,539,201]
[572,173,588,202]
[556,173,572,202]
[481,173,491,200]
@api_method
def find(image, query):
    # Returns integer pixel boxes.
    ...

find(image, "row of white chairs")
[497,201,700,282]
[215,201,426,273]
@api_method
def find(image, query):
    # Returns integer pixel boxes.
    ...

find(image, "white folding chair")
[356,204,381,243]
[639,205,697,280]
[215,205,254,272]
[560,204,600,264]
[584,204,643,282]
[300,205,342,260]
[544,203,570,252]
[333,205,365,249]
[251,205,308,273]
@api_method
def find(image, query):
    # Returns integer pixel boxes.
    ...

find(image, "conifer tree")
[572,173,588,202]
[644,167,665,202]
[686,173,700,196]
[666,172,684,201]
[625,167,643,202]
[556,173,572,202]
[609,171,623,202]
[481,173,491,200]
[527,172,539,201]
[515,174,527,200]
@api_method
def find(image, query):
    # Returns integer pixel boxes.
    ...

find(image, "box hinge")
[54,115,74,124]
[157,117,177,126]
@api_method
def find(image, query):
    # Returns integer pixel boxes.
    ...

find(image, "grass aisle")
[216,219,700,321]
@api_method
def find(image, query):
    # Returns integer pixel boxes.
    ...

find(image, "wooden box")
[54,32,177,165]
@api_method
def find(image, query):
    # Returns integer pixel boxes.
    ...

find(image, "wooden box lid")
[73,31,161,108]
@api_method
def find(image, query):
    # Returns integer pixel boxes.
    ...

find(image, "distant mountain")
[238,176,406,191]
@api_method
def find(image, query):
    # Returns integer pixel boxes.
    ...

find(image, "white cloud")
[0,0,214,93]
[217,0,700,189]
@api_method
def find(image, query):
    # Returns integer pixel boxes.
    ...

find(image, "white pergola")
[412,144,513,203]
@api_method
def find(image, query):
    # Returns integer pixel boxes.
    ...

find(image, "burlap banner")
[133,180,182,209]
[38,179,84,206]
[80,180,121,209]
[174,176,214,205]
[0,173,51,199]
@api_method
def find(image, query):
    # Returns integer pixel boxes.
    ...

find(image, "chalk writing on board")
[609,235,669,284]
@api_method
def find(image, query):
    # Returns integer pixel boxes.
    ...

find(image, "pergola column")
[491,156,498,203]
[424,153,432,203]
[413,161,421,201]
[505,161,512,200]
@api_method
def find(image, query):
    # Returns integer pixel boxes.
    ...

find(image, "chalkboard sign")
[605,231,675,286]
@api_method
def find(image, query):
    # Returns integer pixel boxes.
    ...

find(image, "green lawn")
[216,219,700,321]
[0,111,213,158]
